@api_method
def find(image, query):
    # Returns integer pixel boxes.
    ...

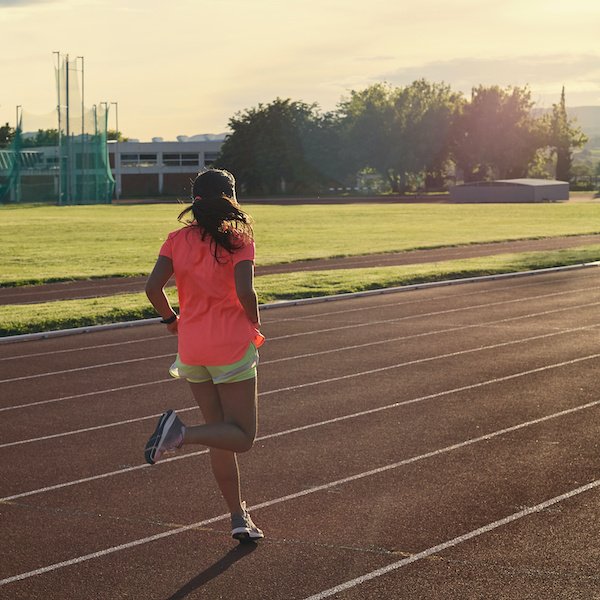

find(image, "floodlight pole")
[53,51,62,205]
[77,56,85,200]
[101,102,110,201]
[65,53,71,204]
[15,105,21,203]
[111,101,120,199]
[77,57,84,137]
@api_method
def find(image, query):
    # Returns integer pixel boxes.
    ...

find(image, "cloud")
[0,0,54,5]
[380,54,600,92]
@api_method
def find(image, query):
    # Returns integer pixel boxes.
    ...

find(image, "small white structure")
[450,179,569,203]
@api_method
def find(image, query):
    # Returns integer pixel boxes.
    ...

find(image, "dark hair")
[178,169,253,260]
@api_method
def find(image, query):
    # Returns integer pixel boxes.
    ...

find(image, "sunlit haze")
[1,0,599,140]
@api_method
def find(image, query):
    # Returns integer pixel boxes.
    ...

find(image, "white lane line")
[0,353,174,384]
[265,285,600,342]
[261,270,600,325]
[2,324,599,449]
[266,319,600,365]
[0,283,497,360]
[0,379,174,413]
[1,272,596,362]
[2,285,598,384]
[0,314,516,413]
[2,396,600,587]
[0,335,172,362]
[302,478,600,600]
[2,351,599,502]
[0,407,193,449]
[2,300,599,414]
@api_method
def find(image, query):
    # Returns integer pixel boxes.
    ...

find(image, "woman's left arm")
[146,255,178,333]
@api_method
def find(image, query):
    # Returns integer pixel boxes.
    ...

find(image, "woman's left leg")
[183,377,257,453]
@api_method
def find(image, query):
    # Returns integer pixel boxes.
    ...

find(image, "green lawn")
[2,202,600,286]
[2,246,599,336]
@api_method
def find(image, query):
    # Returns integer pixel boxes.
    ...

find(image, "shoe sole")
[144,410,176,465]
[232,531,264,543]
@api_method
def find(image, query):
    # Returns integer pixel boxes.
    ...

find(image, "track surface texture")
[1,267,600,599]
[3,234,600,305]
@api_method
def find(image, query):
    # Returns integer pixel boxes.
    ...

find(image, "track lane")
[3,385,600,597]
[2,318,600,495]
[2,269,600,598]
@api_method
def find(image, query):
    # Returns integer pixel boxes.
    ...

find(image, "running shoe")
[144,409,186,465]
[231,501,264,543]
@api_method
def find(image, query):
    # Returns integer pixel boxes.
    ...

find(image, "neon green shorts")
[169,343,258,384]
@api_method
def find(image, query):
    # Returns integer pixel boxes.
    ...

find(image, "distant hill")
[567,107,600,138]
[534,106,600,145]
[533,106,600,141]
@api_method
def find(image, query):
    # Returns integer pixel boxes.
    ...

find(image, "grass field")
[2,201,600,336]
[2,246,600,336]
[2,202,600,286]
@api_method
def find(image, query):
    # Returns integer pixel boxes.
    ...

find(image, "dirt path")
[3,234,600,305]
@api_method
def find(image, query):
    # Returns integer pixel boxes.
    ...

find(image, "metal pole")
[93,105,98,200]
[15,105,21,203]
[65,54,71,204]
[77,56,85,201]
[53,51,62,205]
[111,101,119,199]
[100,101,108,202]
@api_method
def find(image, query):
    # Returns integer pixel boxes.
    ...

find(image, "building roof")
[459,178,567,187]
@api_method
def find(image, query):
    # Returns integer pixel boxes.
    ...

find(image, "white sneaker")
[231,501,264,542]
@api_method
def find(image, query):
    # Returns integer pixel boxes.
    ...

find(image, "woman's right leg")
[188,380,243,516]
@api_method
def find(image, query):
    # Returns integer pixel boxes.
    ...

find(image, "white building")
[108,138,224,198]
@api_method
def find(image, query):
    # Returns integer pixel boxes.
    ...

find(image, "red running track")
[1,267,600,599]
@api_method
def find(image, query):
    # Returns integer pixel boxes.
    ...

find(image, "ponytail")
[178,169,253,261]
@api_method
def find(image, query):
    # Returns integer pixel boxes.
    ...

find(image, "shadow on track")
[165,543,258,599]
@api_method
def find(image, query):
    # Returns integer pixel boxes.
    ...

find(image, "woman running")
[144,168,264,543]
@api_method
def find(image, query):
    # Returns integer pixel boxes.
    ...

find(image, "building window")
[139,154,157,166]
[163,153,200,167]
[162,153,180,166]
[181,153,199,166]
[204,152,219,166]
[120,153,157,167]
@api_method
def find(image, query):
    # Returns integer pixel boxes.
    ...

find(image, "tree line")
[1,81,588,196]
[0,127,126,149]
[215,82,587,195]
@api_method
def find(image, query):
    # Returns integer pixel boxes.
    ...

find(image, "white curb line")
[2,261,599,345]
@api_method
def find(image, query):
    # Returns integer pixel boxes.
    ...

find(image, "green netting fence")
[0,55,114,204]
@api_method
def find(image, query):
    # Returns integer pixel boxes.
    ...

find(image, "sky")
[1,0,599,141]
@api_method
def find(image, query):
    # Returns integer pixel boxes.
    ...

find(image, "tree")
[337,80,461,193]
[215,98,336,195]
[107,130,129,142]
[0,123,15,148]
[548,87,587,182]
[391,79,462,193]
[451,85,545,182]
[21,129,59,148]
[336,83,401,191]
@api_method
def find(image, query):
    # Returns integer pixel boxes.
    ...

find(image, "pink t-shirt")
[159,226,263,365]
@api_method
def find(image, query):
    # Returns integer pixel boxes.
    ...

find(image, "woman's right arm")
[234,260,260,327]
